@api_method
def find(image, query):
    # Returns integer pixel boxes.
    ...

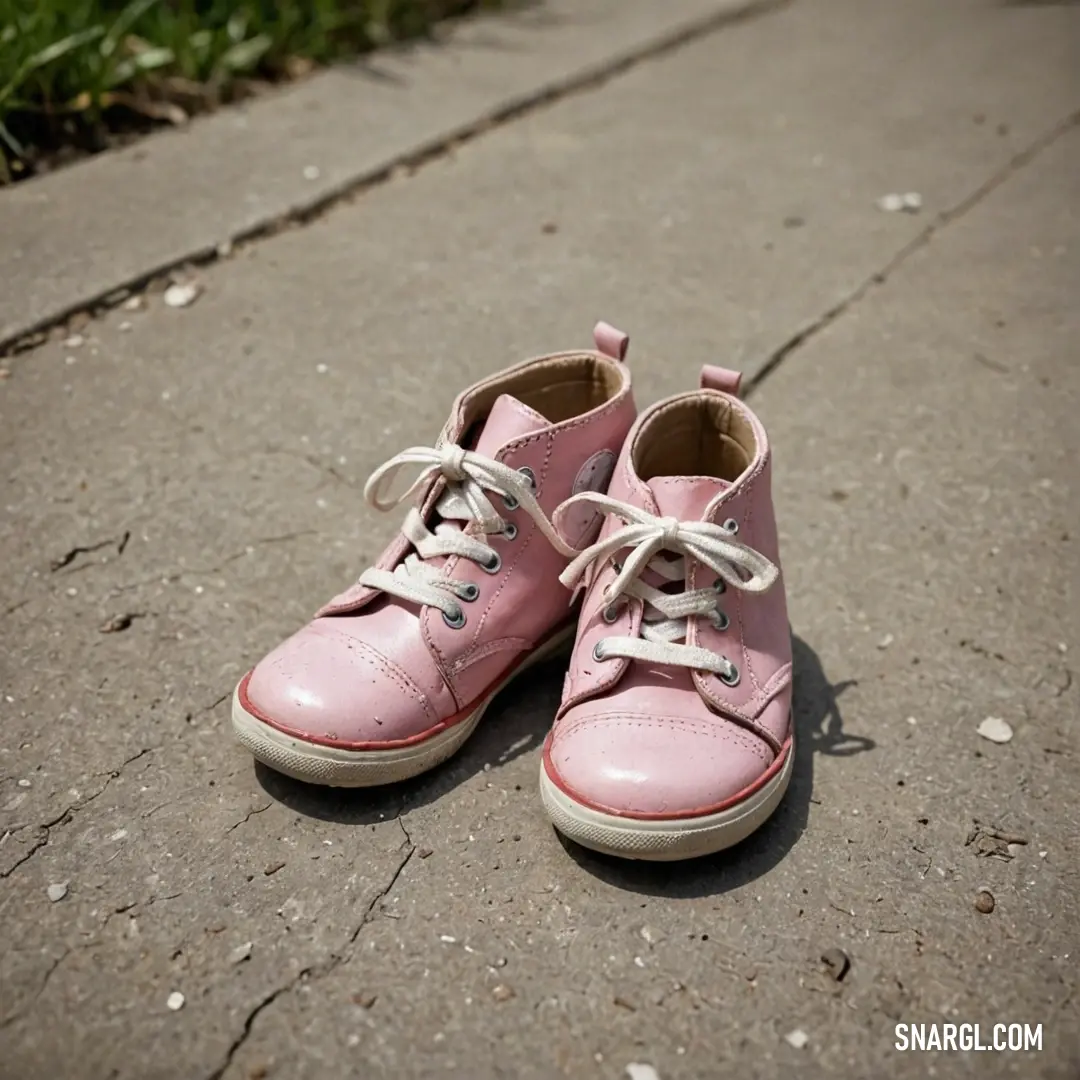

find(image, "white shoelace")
[358,443,577,626]
[557,493,779,683]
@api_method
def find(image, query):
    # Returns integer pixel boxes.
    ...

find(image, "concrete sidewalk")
[1,0,1078,1077]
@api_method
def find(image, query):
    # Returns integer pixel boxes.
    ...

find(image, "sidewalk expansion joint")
[744,106,1080,398]
[1,0,791,361]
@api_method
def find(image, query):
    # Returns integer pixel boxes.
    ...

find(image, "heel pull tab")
[700,364,742,397]
[593,322,629,362]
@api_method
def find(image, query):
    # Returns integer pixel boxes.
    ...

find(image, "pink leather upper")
[243,338,636,748]
[544,381,792,819]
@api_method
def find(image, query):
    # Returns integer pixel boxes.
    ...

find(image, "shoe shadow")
[555,634,874,897]
[253,646,568,825]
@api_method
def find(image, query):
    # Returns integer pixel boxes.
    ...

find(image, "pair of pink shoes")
[232,324,793,861]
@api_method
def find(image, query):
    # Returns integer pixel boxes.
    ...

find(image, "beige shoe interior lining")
[635,398,755,483]
[462,354,624,429]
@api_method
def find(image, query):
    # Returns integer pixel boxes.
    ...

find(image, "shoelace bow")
[556,492,779,682]
[358,443,577,625]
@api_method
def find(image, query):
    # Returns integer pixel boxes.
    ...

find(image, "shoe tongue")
[434,394,548,530]
[647,476,729,522]
[471,393,549,457]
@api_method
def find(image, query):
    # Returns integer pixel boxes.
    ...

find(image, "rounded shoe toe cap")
[545,709,777,818]
[242,620,440,746]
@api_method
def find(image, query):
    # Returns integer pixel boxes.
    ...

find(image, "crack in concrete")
[50,531,131,573]
[224,802,273,834]
[0,882,183,1029]
[0,747,157,879]
[1,0,793,359]
[204,824,416,1080]
[99,891,183,934]
[262,446,357,489]
[0,947,71,1030]
[188,693,230,723]
[109,531,318,597]
[745,107,1080,396]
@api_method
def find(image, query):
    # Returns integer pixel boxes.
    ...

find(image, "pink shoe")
[232,324,636,786]
[540,365,793,860]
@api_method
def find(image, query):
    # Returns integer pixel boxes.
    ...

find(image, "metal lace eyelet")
[602,604,619,624]
[459,583,480,602]
[722,518,739,535]
[502,522,518,541]
[713,577,726,594]
[719,662,740,686]
[481,551,502,574]
[502,492,519,511]
[443,605,466,629]
[592,641,607,662]
[518,466,536,489]
[712,610,730,631]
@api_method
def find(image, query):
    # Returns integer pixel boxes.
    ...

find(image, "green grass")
[0,0,497,179]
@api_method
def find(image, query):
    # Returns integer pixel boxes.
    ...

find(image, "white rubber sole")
[232,622,576,788]
[540,739,794,862]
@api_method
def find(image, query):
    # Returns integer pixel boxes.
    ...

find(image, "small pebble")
[625,1065,660,1080]
[439,934,456,943]
[166,991,185,1011]
[906,716,918,725]
[784,1029,809,1049]
[122,296,145,312]
[63,334,85,348]
[230,942,253,965]
[315,363,329,374]
[877,633,894,649]
[977,716,1013,744]
[47,883,68,902]
[17,778,31,788]
[303,165,321,181]
[417,848,433,859]
[877,192,922,214]
[352,991,377,1008]
[163,283,201,309]
[492,984,515,1002]
[975,889,995,914]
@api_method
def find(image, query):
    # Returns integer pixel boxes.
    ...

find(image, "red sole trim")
[541,735,792,821]
[239,620,574,752]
